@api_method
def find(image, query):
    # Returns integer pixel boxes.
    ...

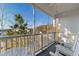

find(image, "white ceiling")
[32,3,79,17]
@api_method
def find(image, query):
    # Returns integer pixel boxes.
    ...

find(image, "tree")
[7,14,28,35]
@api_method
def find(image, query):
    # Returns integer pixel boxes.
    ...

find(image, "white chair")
[49,43,74,56]
[49,35,79,56]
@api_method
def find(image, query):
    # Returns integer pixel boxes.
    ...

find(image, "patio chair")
[49,43,74,56]
[49,35,78,56]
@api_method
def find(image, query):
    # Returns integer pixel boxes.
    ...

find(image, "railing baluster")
[37,35,38,50]
[23,36,25,55]
[29,36,31,52]
[34,35,36,52]
[11,39,13,48]
[16,37,18,48]
[48,33,49,45]
[36,35,37,51]
[41,34,43,50]
[28,36,30,52]
[40,35,41,49]
[18,37,19,48]
[28,36,29,51]
[24,36,26,48]
[30,36,33,52]
[27,36,29,51]
[33,34,35,55]
[30,35,32,53]
[20,36,22,48]
[26,36,28,51]
[5,39,7,51]
[34,35,36,51]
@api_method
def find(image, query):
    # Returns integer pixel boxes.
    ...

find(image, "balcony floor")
[36,43,56,56]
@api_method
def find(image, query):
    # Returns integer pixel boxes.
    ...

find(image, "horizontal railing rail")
[0,32,55,56]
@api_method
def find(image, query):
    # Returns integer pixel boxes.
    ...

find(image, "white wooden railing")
[0,32,55,56]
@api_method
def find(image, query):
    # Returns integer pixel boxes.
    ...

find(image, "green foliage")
[7,14,28,35]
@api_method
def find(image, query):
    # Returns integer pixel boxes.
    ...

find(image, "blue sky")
[0,3,53,29]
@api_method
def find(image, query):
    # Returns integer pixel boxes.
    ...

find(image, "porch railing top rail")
[0,32,55,39]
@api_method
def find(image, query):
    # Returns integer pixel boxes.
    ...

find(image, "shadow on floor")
[36,43,56,56]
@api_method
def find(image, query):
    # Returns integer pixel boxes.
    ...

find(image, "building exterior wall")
[59,9,79,55]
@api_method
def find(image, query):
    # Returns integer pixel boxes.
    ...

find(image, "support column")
[32,5,35,55]
[54,16,60,44]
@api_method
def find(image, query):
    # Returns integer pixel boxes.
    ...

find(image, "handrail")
[0,34,40,39]
[0,32,56,39]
